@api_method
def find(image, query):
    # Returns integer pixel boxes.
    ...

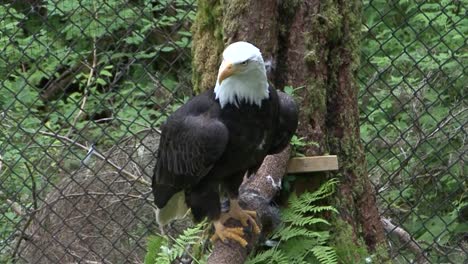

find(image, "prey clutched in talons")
[210,200,261,247]
[237,209,260,234]
[210,220,248,247]
[227,200,261,235]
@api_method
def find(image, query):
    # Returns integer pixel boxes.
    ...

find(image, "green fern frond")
[247,179,339,264]
[289,179,338,207]
[157,245,181,264]
[281,210,331,226]
[306,205,338,214]
[311,246,338,264]
[145,221,209,264]
[246,249,289,264]
[144,235,166,264]
[285,204,337,217]
[290,217,331,227]
[174,222,207,246]
[273,226,330,241]
[281,237,322,262]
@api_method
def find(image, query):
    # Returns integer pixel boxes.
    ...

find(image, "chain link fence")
[1,1,196,263]
[359,1,466,263]
[0,0,466,263]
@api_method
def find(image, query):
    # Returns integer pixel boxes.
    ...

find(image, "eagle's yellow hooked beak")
[218,61,236,84]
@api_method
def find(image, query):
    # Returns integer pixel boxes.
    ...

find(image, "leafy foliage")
[289,135,320,157]
[144,221,209,264]
[0,0,195,260]
[247,179,339,264]
[360,0,467,262]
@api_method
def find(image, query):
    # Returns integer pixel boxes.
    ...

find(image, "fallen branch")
[381,217,429,264]
[207,146,290,264]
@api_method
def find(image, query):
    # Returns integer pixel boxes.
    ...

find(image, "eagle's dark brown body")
[152,86,298,222]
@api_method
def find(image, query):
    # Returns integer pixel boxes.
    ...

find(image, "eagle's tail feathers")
[155,191,189,226]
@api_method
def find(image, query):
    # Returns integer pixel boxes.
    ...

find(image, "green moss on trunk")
[191,0,389,260]
[295,0,389,261]
[222,0,249,41]
[191,0,224,93]
[192,0,279,93]
[323,0,389,262]
[332,218,369,262]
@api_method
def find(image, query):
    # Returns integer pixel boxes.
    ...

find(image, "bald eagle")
[152,41,298,246]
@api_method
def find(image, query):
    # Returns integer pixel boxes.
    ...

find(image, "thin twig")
[426,107,466,139]
[11,163,41,261]
[67,249,113,264]
[35,191,155,212]
[67,40,98,138]
[10,207,36,260]
[25,163,38,210]
[93,116,160,132]
[63,191,149,200]
[36,130,149,186]
[62,195,152,225]
[11,212,36,262]
[374,106,466,191]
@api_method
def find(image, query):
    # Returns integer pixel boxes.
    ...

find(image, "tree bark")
[192,0,389,262]
[192,0,279,92]
[208,147,290,264]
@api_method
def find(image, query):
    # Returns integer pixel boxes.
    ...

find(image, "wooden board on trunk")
[287,155,338,173]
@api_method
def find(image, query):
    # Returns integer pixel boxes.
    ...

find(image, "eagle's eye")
[240,60,249,65]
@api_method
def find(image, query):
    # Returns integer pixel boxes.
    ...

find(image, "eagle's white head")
[214,41,269,108]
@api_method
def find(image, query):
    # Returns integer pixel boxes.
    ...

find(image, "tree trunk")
[192,0,389,262]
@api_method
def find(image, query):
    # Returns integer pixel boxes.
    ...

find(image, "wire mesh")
[0,1,195,263]
[0,0,466,263]
[359,1,466,263]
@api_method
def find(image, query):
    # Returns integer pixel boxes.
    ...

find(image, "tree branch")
[207,146,290,264]
[381,217,429,264]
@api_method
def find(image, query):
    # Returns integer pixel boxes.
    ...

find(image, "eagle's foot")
[226,199,261,235]
[210,220,247,247]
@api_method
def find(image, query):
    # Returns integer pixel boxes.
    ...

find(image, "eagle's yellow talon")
[238,209,260,234]
[210,199,261,247]
[244,210,257,217]
[211,221,248,247]
[226,200,261,234]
